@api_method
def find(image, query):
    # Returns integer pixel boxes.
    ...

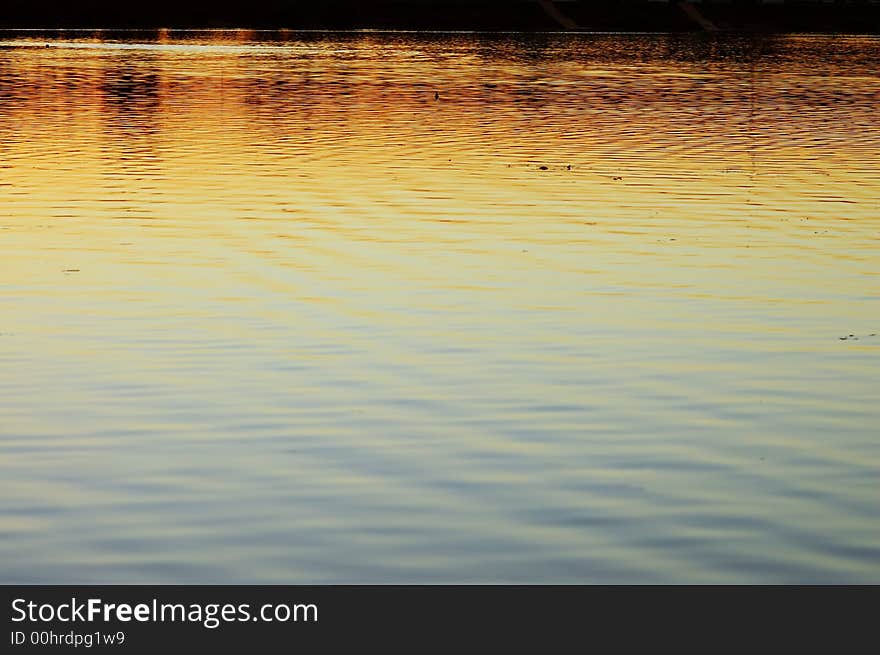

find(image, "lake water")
[1,31,878,583]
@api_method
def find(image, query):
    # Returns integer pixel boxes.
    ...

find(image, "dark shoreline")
[2,1,879,34]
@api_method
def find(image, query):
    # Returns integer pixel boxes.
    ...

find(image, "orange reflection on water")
[1,32,879,584]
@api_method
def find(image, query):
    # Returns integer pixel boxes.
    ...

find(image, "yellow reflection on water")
[0,32,878,583]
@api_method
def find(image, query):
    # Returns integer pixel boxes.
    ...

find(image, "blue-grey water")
[1,31,878,583]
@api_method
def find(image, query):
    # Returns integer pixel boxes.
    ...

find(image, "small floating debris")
[524,163,572,172]
[63,269,80,273]
[434,91,440,100]
[839,333,876,341]
[612,176,623,181]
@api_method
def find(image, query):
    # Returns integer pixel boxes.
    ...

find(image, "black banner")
[1,586,874,651]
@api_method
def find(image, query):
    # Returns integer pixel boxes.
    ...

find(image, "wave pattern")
[1,31,878,583]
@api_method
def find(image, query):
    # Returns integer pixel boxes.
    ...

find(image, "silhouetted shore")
[1,1,879,33]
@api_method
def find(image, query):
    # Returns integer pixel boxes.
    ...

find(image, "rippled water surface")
[1,31,878,583]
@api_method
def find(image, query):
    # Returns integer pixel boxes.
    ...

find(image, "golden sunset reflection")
[1,32,878,583]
